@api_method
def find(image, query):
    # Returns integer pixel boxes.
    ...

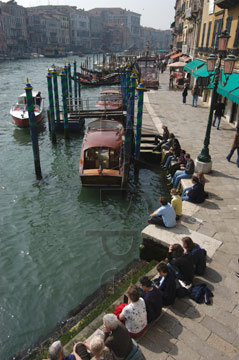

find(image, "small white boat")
[10,91,44,128]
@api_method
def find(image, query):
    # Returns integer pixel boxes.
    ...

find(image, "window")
[233,16,239,48]
[225,15,233,35]
[211,18,223,48]
[206,21,212,48]
[201,23,206,47]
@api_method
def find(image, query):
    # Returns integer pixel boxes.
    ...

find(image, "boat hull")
[80,171,122,187]
[11,112,44,128]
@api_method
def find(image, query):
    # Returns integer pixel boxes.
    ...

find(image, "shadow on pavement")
[203,266,222,283]
[210,170,238,180]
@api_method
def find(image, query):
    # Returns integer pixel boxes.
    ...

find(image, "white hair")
[90,336,105,357]
[49,340,63,360]
[103,313,119,330]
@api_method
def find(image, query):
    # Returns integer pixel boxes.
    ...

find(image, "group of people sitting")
[43,236,206,360]
[148,126,208,228]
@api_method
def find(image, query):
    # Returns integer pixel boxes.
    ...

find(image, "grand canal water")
[0,56,168,359]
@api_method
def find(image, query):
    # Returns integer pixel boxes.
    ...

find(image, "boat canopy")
[83,120,123,150]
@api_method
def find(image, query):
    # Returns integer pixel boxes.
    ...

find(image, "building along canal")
[0,56,168,359]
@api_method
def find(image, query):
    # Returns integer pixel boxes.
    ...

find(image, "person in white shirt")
[119,284,147,338]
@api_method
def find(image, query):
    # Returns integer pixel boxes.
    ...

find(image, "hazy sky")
[3,0,175,30]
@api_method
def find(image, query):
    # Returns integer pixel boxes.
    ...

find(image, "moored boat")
[10,91,44,128]
[96,89,122,110]
[79,119,124,186]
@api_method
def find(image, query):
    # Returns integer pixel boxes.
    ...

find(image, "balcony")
[215,0,238,9]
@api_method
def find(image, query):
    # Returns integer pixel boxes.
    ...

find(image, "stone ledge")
[141,224,222,259]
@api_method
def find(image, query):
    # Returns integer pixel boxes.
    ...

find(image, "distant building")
[0,0,28,57]
[87,8,141,49]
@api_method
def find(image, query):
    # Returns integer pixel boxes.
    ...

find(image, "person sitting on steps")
[148,196,176,228]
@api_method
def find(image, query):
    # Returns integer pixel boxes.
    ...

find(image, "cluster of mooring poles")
[25,61,146,183]
[120,64,146,186]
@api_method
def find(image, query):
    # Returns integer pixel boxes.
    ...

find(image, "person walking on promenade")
[191,85,199,107]
[212,99,225,130]
[182,84,188,104]
[170,153,195,189]
[226,128,239,167]
[148,196,176,227]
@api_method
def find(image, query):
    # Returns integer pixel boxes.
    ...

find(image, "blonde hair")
[90,336,105,357]
[170,188,178,195]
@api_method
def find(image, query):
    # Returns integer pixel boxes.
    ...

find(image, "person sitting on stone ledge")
[154,125,169,146]
[170,188,182,220]
[170,153,195,189]
[181,175,207,203]
[43,340,76,360]
[153,132,174,152]
[182,237,207,276]
[119,284,147,338]
[148,196,176,228]
[167,243,194,288]
[166,149,186,180]
[153,262,176,306]
[139,276,163,323]
[161,137,181,169]
[103,314,146,359]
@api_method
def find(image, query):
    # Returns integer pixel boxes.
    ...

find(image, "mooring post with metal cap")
[73,60,77,109]
[25,78,42,180]
[52,66,60,126]
[60,70,69,139]
[135,83,146,159]
[47,70,56,143]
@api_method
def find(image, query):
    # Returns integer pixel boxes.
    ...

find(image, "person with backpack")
[182,237,206,276]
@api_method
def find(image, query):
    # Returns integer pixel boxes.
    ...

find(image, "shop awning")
[184,59,205,73]
[217,71,239,98]
[180,56,191,63]
[193,64,213,79]
[165,50,177,58]
[171,52,182,60]
[168,61,187,68]
[229,88,239,105]
[158,50,168,53]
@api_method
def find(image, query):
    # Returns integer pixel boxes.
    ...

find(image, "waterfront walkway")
[136,69,239,359]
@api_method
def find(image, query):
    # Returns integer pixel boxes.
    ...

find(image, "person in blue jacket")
[182,237,206,276]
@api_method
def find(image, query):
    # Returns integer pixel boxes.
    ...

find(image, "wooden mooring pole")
[60,70,69,139]
[25,79,42,180]
[134,83,146,159]
[46,70,56,143]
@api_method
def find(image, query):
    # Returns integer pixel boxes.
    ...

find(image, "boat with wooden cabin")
[96,89,122,110]
[79,119,124,186]
[10,91,44,128]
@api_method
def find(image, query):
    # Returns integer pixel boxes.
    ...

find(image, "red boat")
[79,119,124,186]
[96,89,122,110]
[10,91,44,128]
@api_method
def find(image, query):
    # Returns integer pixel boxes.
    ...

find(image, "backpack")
[189,283,213,304]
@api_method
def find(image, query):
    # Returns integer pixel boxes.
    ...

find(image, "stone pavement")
[136,69,239,360]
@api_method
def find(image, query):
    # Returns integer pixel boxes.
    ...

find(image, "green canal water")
[0,56,168,359]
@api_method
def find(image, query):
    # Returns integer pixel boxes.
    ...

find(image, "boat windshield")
[84,147,120,170]
[88,120,123,132]
[13,104,26,111]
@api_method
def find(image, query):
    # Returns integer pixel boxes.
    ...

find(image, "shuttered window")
[233,17,239,48]
[215,18,223,48]
[201,23,206,47]
[225,15,233,35]
[206,21,212,48]
[211,20,218,48]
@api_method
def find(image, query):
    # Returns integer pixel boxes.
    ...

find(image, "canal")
[0,56,168,359]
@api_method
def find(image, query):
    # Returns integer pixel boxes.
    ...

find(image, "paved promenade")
[137,69,239,360]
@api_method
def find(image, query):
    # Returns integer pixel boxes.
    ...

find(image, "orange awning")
[165,50,177,58]
[171,52,182,60]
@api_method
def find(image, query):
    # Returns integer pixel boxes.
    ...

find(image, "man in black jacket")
[212,99,225,130]
[153,263,176,306]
